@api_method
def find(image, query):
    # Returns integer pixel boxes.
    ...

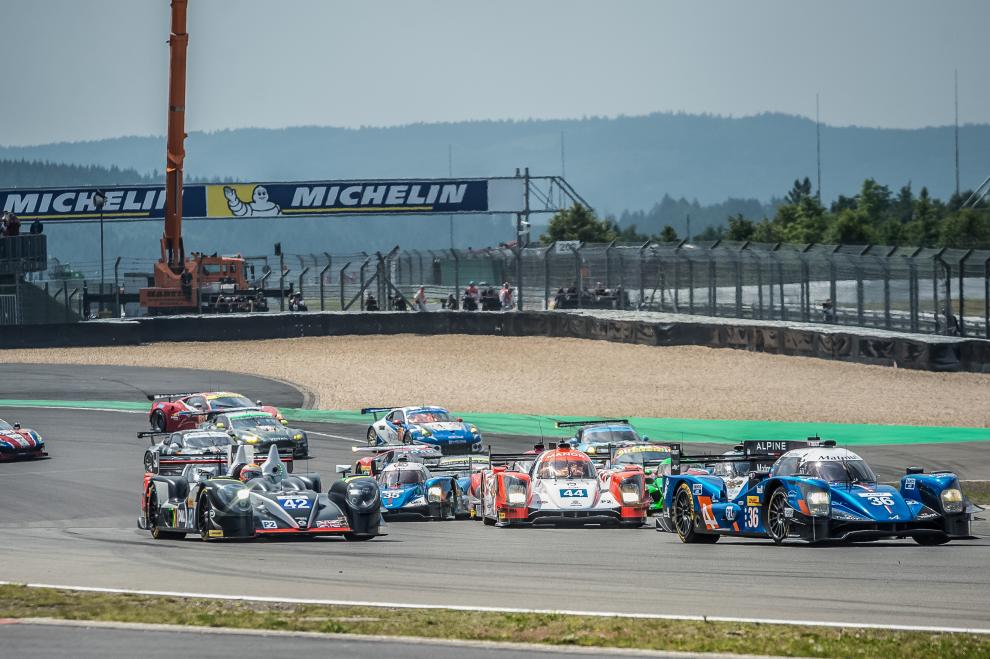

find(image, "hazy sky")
[3,0,987,146]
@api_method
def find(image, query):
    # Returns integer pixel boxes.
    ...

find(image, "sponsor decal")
[261,520,277,529]
[904,478,916,490]
[746,506,760,528]
[691,483,703,495]
[316,518,347,529]
[276,496,311,509]
[783,507,794,518]
[559,488,588,498]
[756,484,765,494]
[747,496,761,507]
[207,529,224,537]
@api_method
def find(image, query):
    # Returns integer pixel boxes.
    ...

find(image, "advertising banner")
[0,177,520,222]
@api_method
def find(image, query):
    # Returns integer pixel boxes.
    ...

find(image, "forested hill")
[2,112,988,216]
[0,159,155,188]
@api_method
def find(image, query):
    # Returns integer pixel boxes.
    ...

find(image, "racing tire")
[366,427,378,446]
[197,493,219,542]
[672,483,714,543]
[913,533,950,546]
[344,533,376,541]
[143,451,155,473]
[147,490,184,540]
[765,488,791,545]
[151,410,168,432]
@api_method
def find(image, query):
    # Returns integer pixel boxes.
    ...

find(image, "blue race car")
[365,456,472,520]
[362,406,483,454]
[660,439,976,545]
[556,419,647,456]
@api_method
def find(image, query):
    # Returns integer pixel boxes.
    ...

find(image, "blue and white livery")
[362,406,482,454]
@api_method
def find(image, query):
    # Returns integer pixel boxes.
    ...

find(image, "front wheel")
[672,483,714,543]
[151,410,167,432]
[143,451,155,472]
[366,427,378,446]
[765,488,792,545]
[198,494,219,542]
[344,533,376,541]
[147,490,184,540]
[914,533,950,546]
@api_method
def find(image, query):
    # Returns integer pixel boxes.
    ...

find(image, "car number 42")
[276,497,311,509]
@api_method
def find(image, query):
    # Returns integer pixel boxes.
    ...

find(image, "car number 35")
[276,496,311,509]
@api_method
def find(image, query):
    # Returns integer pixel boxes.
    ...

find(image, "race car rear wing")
[669,439,821,475]
[426,455,489,475]
[138,430,170,445]
[554,419,630,429]
[360,407,399,420]
[351,444,443,458]
[176,406,263,419]
[147,392,197,402]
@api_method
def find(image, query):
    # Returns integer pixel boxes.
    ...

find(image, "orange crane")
[140,0,253,314]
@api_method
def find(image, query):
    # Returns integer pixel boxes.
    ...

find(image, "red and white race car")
[476,442,647,527]
[147,391,285,432]
[0,417,48,461]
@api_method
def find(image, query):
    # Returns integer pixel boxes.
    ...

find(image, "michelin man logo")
[223,185,282,217]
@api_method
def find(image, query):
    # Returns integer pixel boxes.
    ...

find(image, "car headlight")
[941,487,964,514]
[292,433,304,441]
[419,428,431,437]
[346,479,379,511]
[242,434,260,444]
[469,425,479,436]
[620,479,642,504]
[806,490,830,517]
[280,418,288,425]
[235,489,251,508]
[505,477,527,507]
[428,485,443,502]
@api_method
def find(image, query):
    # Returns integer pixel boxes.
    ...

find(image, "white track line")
[3,581,988,635]
[305,429,363,443]
[0,618,764,659]
[0,404,144,414]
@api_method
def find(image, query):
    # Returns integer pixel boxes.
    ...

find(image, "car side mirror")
[256,400,263,406]
[335,464,352,474]
[906,466,924,475]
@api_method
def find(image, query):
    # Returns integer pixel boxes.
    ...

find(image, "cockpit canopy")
[535,453,595,479]
[383,467,428,486]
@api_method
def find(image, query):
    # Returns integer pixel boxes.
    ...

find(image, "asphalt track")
[1,365,989,633]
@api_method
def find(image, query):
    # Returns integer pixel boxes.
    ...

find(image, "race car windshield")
[801,459,877,483]
[0,420,12,430]
[383,469,427,486]
[210,395,254,409]
[536,457,595,479]
[711,461,751,478]
[230,416,279,429]
[407,411,453,424]
[583,428,640,443]
[614,450,669,465]
[184,434,233,448]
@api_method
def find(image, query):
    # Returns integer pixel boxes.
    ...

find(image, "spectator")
[0,212,8,236]
[821,298,834,323]
[413,286,428,311]
[499,282,514,310]
[365,292,379,311]
[29,219,43,235]
[180,269,193,299]
[465,280,479,303]
[392,293,408,311]
[593,281,607,296]
[443,293,458,310]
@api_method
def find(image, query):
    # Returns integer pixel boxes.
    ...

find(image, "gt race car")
[660,439,976,545]
[477,442,648,527]
[345,444,446,477]
[556,419,648,456]
[0,418,47,461]
[140,429,235,473]
[139,445,383,541]
[199,409,309,461]
[363,406,482,454]
[147,391,285,432]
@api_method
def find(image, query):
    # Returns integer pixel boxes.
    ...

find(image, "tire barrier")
[5,311,988,373]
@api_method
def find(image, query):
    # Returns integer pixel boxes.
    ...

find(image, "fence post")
[735,242,747,318]
[605,240,615,288]
[754,251,763,319]
[44,282,50,324]
[571,244,583,309]
[935,252,951,335]
[543,242,554,309]
[339,261,351,310]
[958,249,973,337]
[113,257,122,318]
[359,260,370,310]
[514,246,524,311]
[278,253,286,311]
[771,243,785,321]
[882,247,896,329]
[298,267,310,301]
[449,249,460,303]
[984,256,990,339]
[639,241,649,310]
[828,245,840,324]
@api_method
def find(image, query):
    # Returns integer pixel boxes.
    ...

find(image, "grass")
[1,584,988,658]
[961,480,990,505]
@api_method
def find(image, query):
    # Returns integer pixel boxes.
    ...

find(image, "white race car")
[476,442,648,527]
[361,405,483,454]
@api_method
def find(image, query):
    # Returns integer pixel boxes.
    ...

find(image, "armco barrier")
[3,311,987,373]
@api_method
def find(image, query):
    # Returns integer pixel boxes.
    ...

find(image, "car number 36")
[867,496,895,506]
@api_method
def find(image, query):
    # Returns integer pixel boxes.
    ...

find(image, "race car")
[147,391,285,432]
[199,409,309,460]
[344,444,446,477]
[0,418,47,461]
[556,419,647,455]
[362,406,483,454]
[139,445,383,541]
[367,457,472,520]
[660,439,976,545]
[476,442,648,527]
[140,429,236,473]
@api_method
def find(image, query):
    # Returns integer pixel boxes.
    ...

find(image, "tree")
[540,204,618,244]
[658,225,679,242]
[938,209,990,249]
[856,178,892,226]
[725,214,755,241]
[824,209,876,245]
[785,177,813,204]
[904,187,941,247]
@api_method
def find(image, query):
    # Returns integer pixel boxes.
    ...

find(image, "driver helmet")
[239,463,262,482]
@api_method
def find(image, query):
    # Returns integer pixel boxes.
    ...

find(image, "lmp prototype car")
[345,444,445,477]
[0,418,48,461]
[476,442,648,527]
[147,391,285,432]
[362,406,483,454]
[200,409,310,461]
[139,445,383,541]
[371,457,472,520]
[661,439,976,545]
[557,419,648,456]
[140,429,235,473]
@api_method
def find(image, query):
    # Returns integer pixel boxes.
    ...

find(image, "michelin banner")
[0,178,525,222]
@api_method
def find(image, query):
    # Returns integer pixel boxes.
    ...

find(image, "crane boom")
[163,0,188,271]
